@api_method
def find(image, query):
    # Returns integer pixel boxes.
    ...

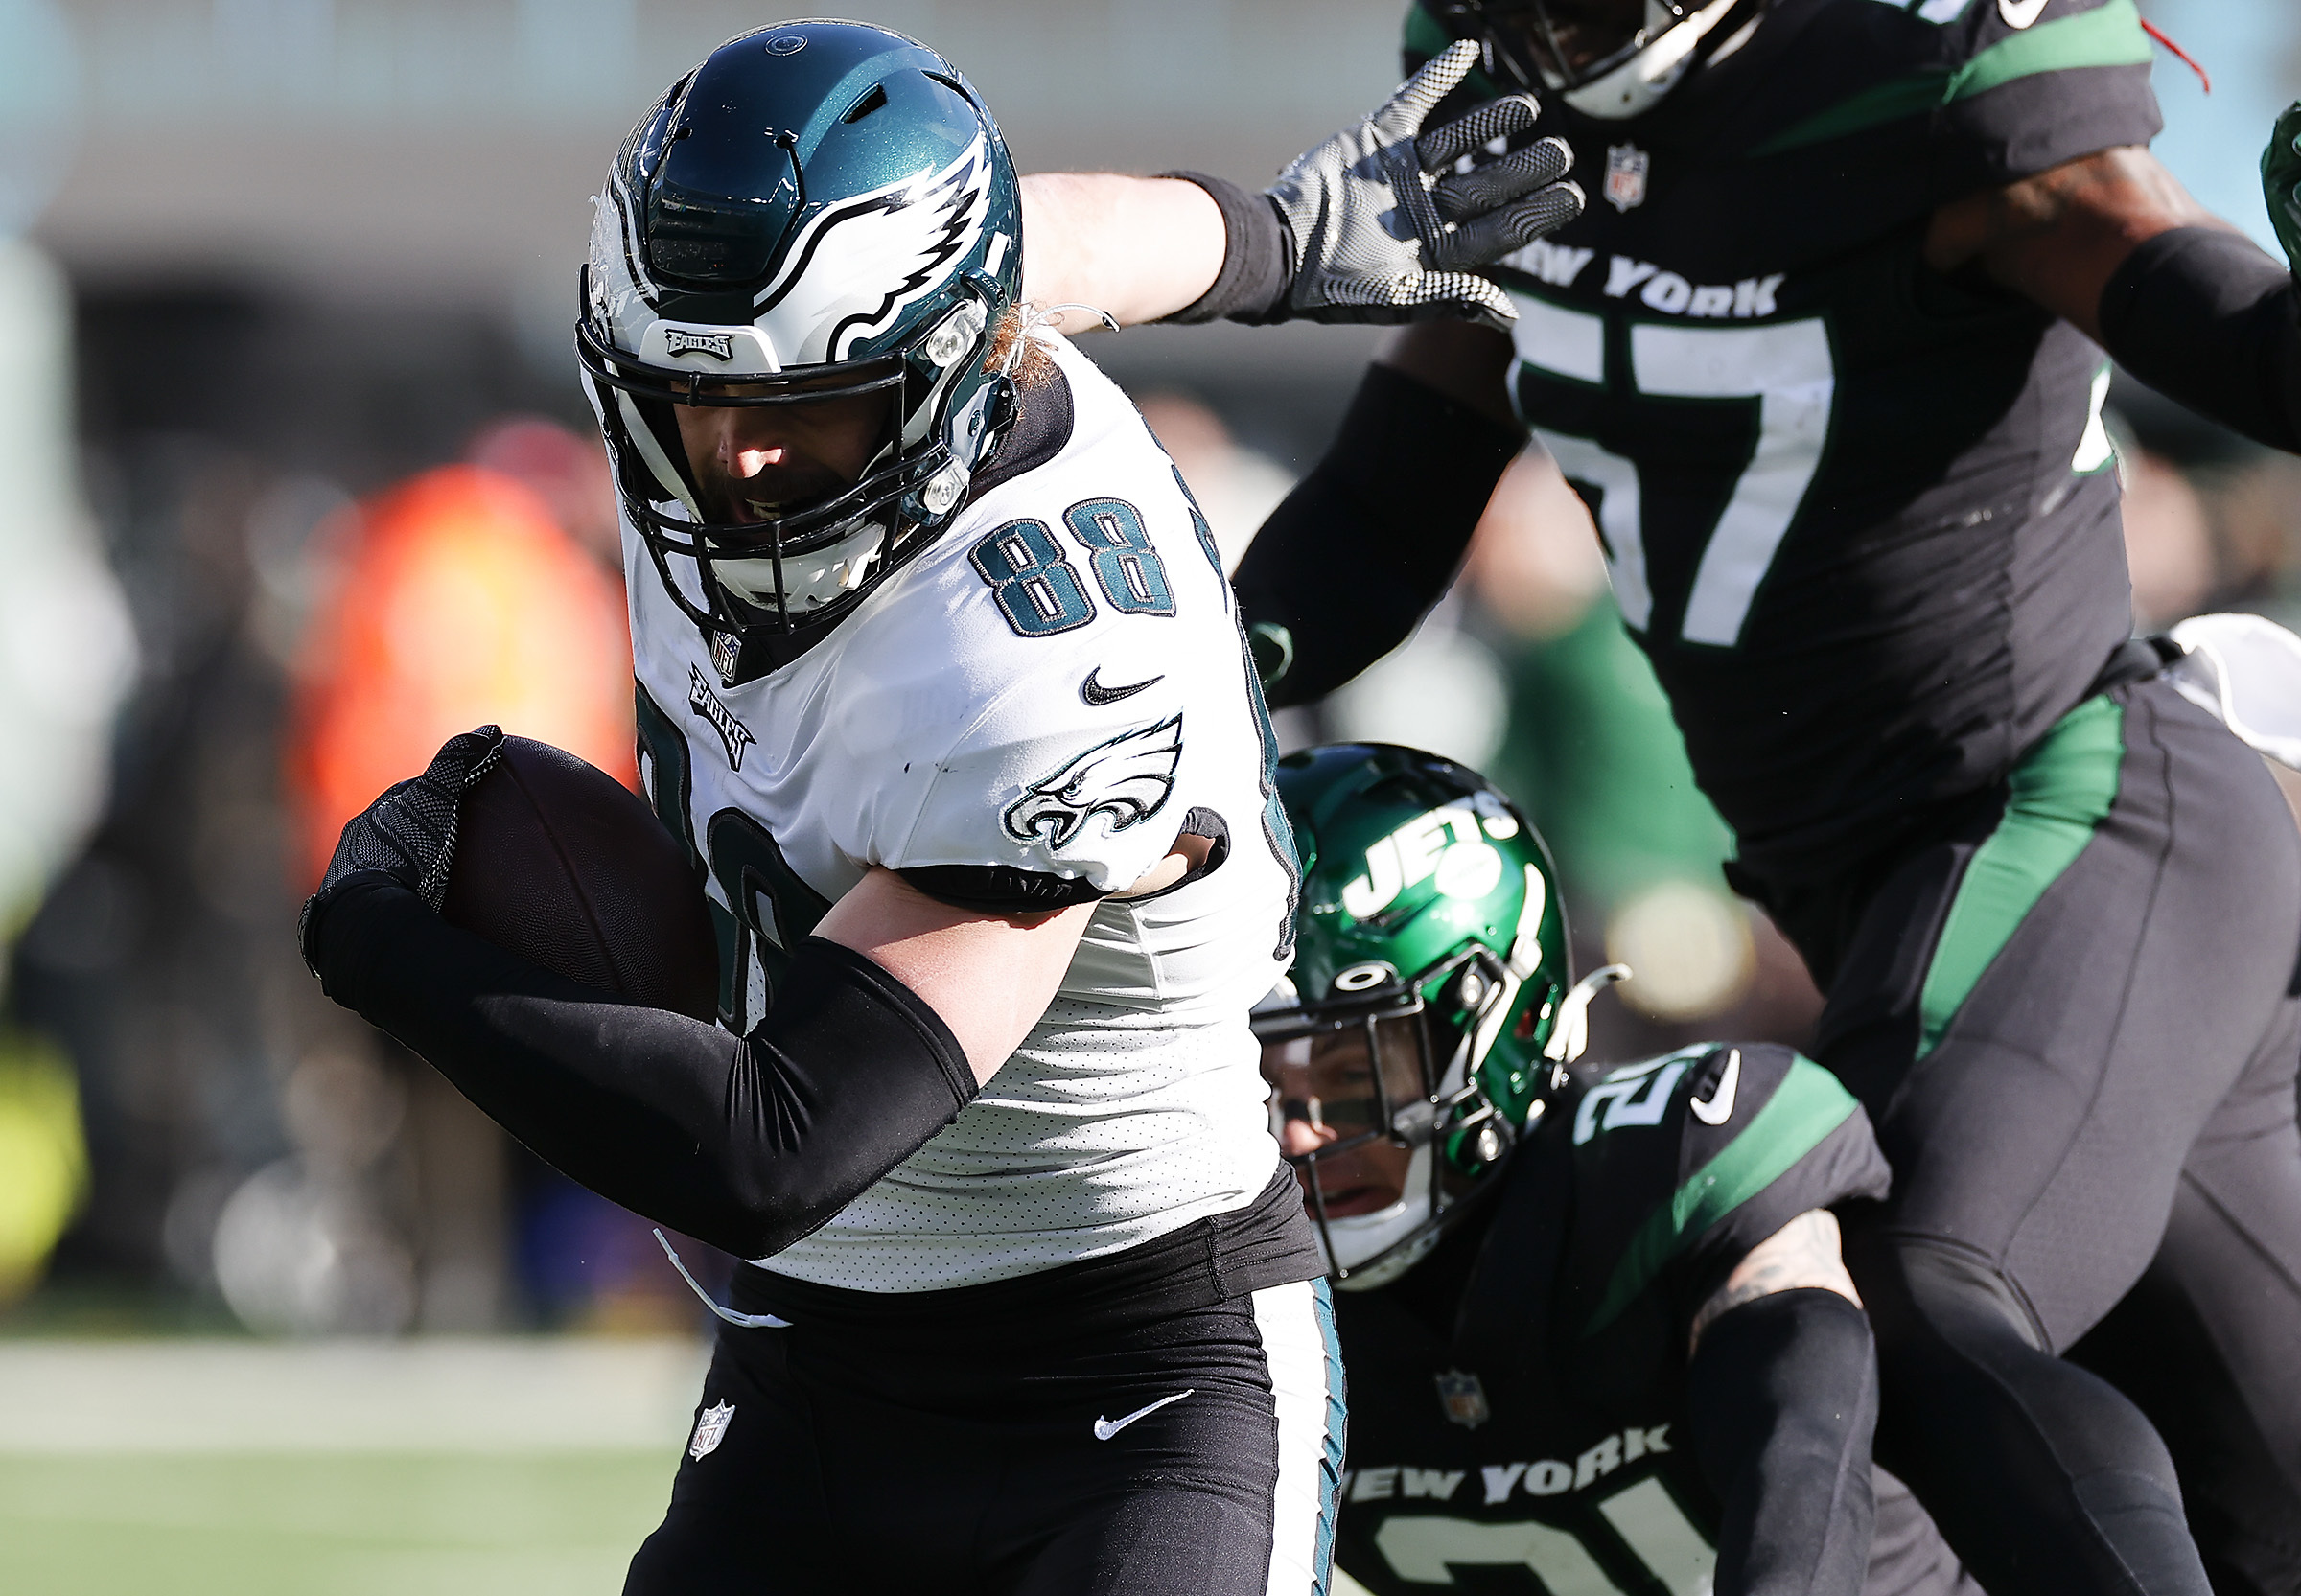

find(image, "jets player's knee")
[1842,1226,2046,1361]
[1848,1229,2186,1493]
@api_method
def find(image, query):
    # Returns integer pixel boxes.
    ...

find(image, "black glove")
[297,725,505,974]
[1266,39,1582,333]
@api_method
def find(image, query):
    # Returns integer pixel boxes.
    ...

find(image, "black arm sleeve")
[1232,363,1523,708]
[2098,225,2301,453]
[311,879,976,1260]
[1155,172,1293,326]
[1686,1288,1880,1596]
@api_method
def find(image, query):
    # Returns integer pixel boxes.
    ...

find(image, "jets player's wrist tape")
[2098,225,2301,453]
[1233,362,1522,707]
[307,879,975,1260]
[1686,1288,1879,1596]
[1155,172,1292,326]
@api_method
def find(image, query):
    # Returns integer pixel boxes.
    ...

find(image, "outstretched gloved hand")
[1267,39,1583,333]
[297,725,505,973]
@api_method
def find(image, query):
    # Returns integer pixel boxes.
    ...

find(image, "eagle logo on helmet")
[752,136,995,365]
[1003,715,1183,851]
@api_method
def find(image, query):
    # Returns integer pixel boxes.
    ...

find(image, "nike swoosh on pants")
[1092,1389,1194,1441]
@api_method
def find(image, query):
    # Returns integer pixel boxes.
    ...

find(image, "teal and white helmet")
[1259,745,1615,1288]
[580,20,1024,684]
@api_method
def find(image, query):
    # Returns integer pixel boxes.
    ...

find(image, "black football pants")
[1765,680,2301,1596]
[623,1274,1346,1595]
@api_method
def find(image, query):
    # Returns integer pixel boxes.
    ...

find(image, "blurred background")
[0,1,2295,1589]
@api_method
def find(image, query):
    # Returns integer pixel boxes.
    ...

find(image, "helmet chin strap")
[1562,0,1742,119]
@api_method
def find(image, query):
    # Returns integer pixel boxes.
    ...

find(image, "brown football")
[441,736,718,1023]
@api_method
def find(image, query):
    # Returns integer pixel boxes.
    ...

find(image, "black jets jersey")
[1326,1042,1960,1596]
[1406,0,2162,880]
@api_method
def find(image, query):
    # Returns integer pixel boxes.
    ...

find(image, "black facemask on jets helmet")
[1429,0,1765,120]
[580,20,1024,685]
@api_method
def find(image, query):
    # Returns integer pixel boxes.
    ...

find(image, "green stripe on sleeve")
[1916,695,2124,1058]
[1749,0,2150,158]
[1583,1057,1860,1336]
[1944,0,2151,103]
[1746,69,1949,157]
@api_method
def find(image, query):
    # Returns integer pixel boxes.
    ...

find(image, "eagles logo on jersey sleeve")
[891,667,1192,894]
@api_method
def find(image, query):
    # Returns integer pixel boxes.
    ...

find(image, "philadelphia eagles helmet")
[580,20,1023,685]
[1259,745,1602,1289]
[1428,0,1762,120]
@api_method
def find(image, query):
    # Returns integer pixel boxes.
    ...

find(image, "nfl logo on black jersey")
[1603,144,1649,212]
[1435,1370,1490,1430]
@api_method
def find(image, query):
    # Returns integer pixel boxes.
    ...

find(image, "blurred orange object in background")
[286,463,633,889]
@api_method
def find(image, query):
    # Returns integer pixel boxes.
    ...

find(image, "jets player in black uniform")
[1019,6,2301,1594]
[1258,741,1976,1596]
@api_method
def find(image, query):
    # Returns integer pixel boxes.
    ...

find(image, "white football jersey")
[623,335,1298,1290]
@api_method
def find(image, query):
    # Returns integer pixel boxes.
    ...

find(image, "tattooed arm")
[1689,1208,1861,1355]
[1684,1210,1878,1596]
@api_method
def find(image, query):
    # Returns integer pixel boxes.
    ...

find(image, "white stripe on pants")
[1253,1278,1346,1596]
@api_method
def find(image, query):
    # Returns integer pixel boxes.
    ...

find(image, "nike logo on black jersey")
[1080,667,1163,705]
[1690,1048,1740,1126]
[1093,1389,1193,1440]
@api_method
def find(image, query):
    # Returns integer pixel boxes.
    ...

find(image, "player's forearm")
[1234,359,1522,707]
[2098,227,2301,453]
[1685,1289,1879,1596]
[1018,173,1227,330]
[310,880,975,1259]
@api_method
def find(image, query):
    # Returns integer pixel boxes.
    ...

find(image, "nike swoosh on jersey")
[1080,667,1164,706]
[1092,1389,1194,1441]
[1690,1048,1741,1126]
[1998,0,2049,28]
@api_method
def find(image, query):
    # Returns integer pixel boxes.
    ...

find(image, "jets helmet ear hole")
[1333,962,1397,995]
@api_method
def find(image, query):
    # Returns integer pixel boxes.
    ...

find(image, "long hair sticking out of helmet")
[579,20,1026,686]
[1258,744,1575,1288]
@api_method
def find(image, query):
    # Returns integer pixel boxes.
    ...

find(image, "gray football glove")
[1267,39,1582,334]
[297,725,505,972]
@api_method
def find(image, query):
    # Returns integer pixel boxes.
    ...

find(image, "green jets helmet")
[1260,744,1610,1288]
[579,20,1024,685]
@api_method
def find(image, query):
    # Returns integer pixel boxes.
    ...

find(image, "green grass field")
[0,1450,673,1595]
[0,1338,1382,1592]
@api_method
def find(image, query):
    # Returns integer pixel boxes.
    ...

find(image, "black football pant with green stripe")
[1774,680,2301,1596]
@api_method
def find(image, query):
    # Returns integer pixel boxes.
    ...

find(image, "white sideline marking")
[0,1337,710,1454]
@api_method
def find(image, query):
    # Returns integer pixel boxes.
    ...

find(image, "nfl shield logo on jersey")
[710,630,744,687]
[1435,1369,1491,1430]
[689,1400,736,1460]
[1603,144,1650,213]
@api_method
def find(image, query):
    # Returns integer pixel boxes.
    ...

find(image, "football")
[441,736,718,1023]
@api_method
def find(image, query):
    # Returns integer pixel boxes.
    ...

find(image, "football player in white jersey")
[296,22,1340,1595]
